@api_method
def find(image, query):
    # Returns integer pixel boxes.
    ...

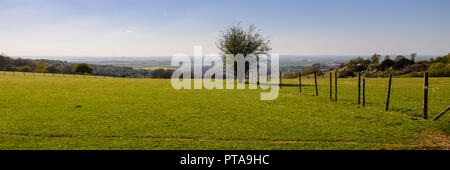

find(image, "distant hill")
[6,54,446,77]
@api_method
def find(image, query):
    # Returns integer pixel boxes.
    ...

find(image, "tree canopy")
[217,24,271,56]
[216,24,272,76]
[73,63,93,74]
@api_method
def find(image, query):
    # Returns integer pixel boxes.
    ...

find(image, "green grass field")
[0,71,448,150]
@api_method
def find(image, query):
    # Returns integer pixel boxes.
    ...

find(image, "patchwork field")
[0,72,448,150]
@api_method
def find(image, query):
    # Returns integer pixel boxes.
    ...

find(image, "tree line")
[0,54,174,78]
[337,53,450,77]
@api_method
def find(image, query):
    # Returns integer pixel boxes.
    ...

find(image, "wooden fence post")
[335,71,338,101]
[433,106,450,121]
[298,74,302,94]
[330,72,332,100]
[358,72,361,104]
[363,78,366,107]
[385,74,392,111]
[257,58,260,85]
[314,71,318,96]
[423,72,428,120]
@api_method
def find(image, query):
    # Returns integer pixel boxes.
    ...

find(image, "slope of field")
[0,72,448,150]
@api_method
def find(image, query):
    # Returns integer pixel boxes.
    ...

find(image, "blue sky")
[0,0,449,57]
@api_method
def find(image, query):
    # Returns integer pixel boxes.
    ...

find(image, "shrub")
[393,57,411,70]
[378,59,395,71]
[428,63,450,77]
[16,66,33,72]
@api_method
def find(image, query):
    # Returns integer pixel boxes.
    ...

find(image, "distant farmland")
[0,72,448,150]
[143,67,175,71]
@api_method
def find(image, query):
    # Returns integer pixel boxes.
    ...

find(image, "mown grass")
[0,71,448,150]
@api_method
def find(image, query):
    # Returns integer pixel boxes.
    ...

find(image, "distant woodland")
[2,53,449,79]
[336,53,450,78]
[0,54,173,78]
[282,53,450,78]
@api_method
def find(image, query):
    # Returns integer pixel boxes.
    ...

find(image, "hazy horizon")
[7,54,441,64]
[8,53,448,58]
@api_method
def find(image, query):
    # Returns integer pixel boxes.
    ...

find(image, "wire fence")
[0,71,97,78]
[428,78,450,118]
[293,71,449,120]
[0,70,143,79]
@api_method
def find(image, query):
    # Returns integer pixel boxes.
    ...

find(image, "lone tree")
[73,63,93,75]
[410,53,416,63]
[216,24,271,76]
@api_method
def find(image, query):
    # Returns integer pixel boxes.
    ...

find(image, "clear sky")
[1,0,449,57]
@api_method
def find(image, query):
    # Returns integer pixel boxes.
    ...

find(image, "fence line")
[0,70,145,79]
[294,71,448,120]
